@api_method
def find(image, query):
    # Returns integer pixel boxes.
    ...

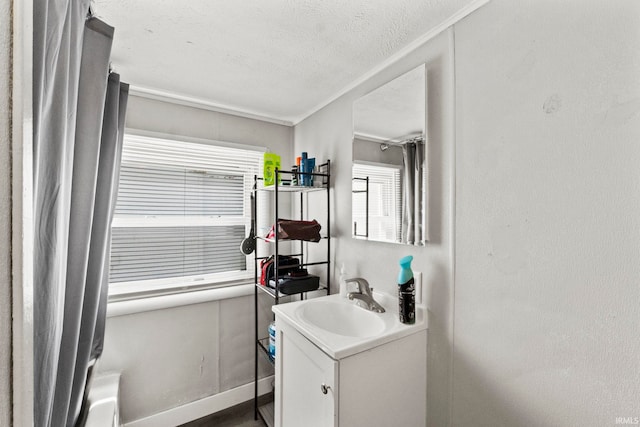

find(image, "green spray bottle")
[398,255,415,324]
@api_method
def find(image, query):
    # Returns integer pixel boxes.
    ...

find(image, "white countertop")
[272,293,428,359]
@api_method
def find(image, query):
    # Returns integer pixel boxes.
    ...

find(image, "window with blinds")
[352,162,402,243]
[109,133,264,296]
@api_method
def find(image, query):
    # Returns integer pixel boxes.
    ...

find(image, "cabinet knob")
[320,383,331,395]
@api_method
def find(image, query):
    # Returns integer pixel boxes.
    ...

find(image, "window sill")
[106,282,255,317]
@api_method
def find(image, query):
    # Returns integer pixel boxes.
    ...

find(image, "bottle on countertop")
[397,255,415,324]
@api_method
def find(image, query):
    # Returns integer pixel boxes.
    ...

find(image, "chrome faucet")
[345,278,385,313]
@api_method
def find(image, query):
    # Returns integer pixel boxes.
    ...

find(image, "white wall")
[97,95,294,423]
[99,295,276,422]
[353,137,404,166]
[295,29,455,427]
[453,0,640,425]
[0,0,12,423]
[296,1,640,425]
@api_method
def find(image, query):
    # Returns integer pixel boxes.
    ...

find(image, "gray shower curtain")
[33,3,127,426]
[401,141,425,245]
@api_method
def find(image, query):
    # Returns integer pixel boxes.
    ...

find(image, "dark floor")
[179,394,271,427]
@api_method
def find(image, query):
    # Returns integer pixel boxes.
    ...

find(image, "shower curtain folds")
[33,4,128,426]
[401,141,425,245]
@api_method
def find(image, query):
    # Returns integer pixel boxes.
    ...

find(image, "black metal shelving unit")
[352,176,369,239]
[253,160,331,426]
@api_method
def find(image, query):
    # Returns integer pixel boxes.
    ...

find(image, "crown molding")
[353,132,424,144]
[353,132,388,143]
[129,85,295,127]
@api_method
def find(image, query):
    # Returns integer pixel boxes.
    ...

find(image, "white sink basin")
[273,293,427,359]
[296,300,386,337]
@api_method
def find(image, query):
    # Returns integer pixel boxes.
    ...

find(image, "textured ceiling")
[354,64,425,141]
[94,0,476,124]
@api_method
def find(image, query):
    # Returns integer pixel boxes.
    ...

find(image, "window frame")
[108,130,265,299]
[352,160,402,244]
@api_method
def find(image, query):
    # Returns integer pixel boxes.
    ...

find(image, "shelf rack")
[352,176,369,239]
[253,160,331,425]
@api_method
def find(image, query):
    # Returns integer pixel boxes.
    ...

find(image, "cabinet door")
[338,330,427,426]
[277,322,338,427]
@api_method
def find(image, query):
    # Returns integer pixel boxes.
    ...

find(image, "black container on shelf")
[268,274,320,295]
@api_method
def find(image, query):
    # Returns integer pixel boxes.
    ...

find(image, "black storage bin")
[268,274,320,295]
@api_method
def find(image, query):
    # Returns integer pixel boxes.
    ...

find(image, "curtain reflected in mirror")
[352,64,427,245]
[401,137,425,244]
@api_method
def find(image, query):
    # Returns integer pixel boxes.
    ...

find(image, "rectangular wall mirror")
[352,64,427,246]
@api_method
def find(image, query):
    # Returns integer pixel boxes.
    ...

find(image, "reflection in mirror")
[352,64,427,245]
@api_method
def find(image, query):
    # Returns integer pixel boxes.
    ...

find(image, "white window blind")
[109,134,263,296]
[352,162,401,243]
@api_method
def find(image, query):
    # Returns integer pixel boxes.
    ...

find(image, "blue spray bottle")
[398,255,415,324]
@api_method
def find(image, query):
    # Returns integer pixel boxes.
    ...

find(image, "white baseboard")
[125,376,274,427]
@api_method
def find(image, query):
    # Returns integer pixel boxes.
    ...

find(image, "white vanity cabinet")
[274,316,427,427]
[276,320,338,426]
